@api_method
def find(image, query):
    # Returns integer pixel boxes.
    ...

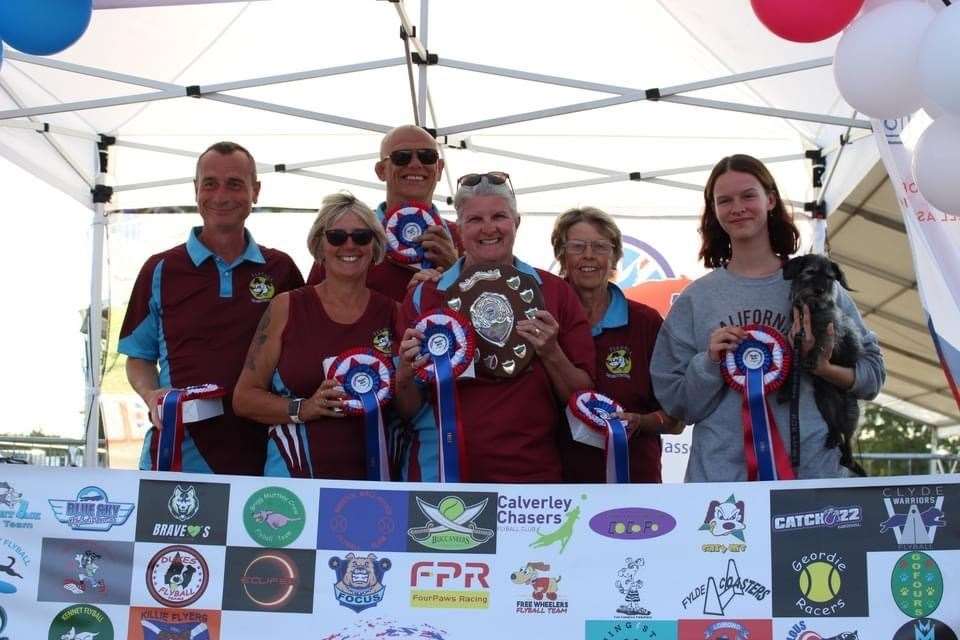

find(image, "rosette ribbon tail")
[155,389,185,472]
[605,417,631,484]
[433,353,466,482]
[742,353,795,482]
[359,389,391,481]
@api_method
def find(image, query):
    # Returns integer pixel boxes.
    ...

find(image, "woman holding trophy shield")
[395,173,596,483]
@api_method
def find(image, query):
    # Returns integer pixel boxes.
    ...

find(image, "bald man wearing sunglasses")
[306,125,461,302]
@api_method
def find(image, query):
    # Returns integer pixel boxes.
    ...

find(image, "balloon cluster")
[751,0,960,214]
[0,0,93,68]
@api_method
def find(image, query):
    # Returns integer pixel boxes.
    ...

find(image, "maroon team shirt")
[559,283,665,483]
[269,286,397,479]
[119,228,303,475]
[398,258,596,483]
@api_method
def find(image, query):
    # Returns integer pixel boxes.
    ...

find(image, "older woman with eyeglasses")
[234,192,398,479]
[551,207,682,483]
[394,172,596,483]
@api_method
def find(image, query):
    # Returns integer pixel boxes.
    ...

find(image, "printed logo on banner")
[222,546,315,614]
[0,605,8,640]
[127,607,221,640]
[678,619,773,640]
[880,485,946,549]
[321,619,450,640]
[891,551,943,619]
[681,558,770,617]
[406,492,497,554]
[243,486,305,548]
[47,604,114,640]
[37,538,134,605]
[784,621,861,640]
[48,486,135,532]
[584,620,678,640]
[510,561,568,615]
[699,495,747,552]
[409,560,491,609]
[0,539,27,595]
[525,499,586,554]
[498,492,584,535]
[614,556,651,618]
[773,549,868,618]
[892,619,958,640]
[145,545,209,608]
[0,482,41,530]
[328,553,391,613]
[136,481,230,546]
[771,505,863,533]
[589,507,676,541]
[316,489,408,552]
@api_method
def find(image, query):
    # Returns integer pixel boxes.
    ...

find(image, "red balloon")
[750,0,865,43]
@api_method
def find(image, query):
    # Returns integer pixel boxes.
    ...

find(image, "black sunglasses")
[457,172,514,192]
[386,148,439,166]
[324,228,375,246]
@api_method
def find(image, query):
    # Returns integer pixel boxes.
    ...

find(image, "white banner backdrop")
[0,466,957,639]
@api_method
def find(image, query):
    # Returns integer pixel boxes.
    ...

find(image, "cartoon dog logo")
[249,275,276,301]
[329,553,392,613]
[605,348,632,376]
[373,328,392,354]
[510,562,561,600]
[701,496,746,540]
[168,485,199,522]
[0,483,21,508]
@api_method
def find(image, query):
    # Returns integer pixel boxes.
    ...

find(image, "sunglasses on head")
[386,148,440,166]
[457,172,513,191]
[324,228,375,246]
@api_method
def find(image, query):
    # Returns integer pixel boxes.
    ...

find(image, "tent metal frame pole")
[204,94,392,133]
[84,141,107,468]
[417,0,430,125]
[200,58,406,93]
[0,90,182,121]
[660,96,871,130]
[289,169,386,193]
[0,119,100,141]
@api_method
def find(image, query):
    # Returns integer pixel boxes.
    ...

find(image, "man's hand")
[142,387,171,429]
[419,225,458,270]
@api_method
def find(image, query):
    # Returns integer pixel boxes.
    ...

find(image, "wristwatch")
[288,398,304,424]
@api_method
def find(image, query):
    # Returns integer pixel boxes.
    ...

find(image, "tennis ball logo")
[797,560,842,602]
[438,497,465,521]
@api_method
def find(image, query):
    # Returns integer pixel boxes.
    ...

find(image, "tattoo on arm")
[244,305,272,372]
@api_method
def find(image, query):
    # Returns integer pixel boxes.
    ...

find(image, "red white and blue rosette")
[566,391,630,484]
[384,201,443,269]
[154,383,226,472]
[329,348,395,481]
[413,309,475,482]
[721,323,796,481]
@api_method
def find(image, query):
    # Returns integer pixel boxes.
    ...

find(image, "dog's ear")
[782,256,805,281]
[830,260,854,291]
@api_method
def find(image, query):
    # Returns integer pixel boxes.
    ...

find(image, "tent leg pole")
[930,427,939,475]
[83,142,108,468]
[417,0,429,126]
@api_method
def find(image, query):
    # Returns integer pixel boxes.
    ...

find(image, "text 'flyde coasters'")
[566,391,630,484]
[414,309,475,482]
[721,323,794,481]
[445,262,544,378]
[329,348,394,481]
[384,201,442,269]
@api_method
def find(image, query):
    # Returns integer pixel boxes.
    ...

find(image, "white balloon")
[834,1,936,118]
[913,116,960,214]
[917,4,960,117]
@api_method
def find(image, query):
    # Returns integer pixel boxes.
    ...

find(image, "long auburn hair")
[698,154,800,268]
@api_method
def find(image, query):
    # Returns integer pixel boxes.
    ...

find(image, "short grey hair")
[551,206,624,265]
[307,192,385,264]
[453,178,518,219]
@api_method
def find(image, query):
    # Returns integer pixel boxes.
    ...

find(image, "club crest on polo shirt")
[605,347,632,378]
[249,274,276,302]
[373,328,392,354]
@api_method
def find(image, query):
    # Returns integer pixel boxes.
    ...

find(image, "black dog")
[782,254,865,475]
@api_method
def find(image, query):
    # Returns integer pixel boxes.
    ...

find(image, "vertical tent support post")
[417,0,429,126]
[84,137,112,468]
[930,426,940,475]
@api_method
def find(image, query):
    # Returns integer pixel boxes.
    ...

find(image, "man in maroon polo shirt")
[306,125,460,301]
[119,141,304,475]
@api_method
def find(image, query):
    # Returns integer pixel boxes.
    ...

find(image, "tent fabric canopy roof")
[0,0,955,434]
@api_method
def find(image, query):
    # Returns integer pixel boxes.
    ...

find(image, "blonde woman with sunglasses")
[234,193,399,479]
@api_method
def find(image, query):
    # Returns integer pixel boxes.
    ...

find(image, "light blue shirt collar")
[186,226,265,267]
[437,256,542,292]
[592,282,628,337]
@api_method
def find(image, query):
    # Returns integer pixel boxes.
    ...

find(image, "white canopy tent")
[0,0,953,466]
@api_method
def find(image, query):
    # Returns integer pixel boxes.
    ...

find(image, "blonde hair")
[307,192,385,264]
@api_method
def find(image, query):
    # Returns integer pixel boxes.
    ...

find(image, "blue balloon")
[0,0,92,56]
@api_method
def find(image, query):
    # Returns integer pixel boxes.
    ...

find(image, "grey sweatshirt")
[651,267,885,482]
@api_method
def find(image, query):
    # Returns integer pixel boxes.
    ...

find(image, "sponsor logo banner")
[38,538,134,605]
[127,607,221,640]
[145,545,209,608]
[135,481,229,546]
[585,620,677,640]
[783,620,861,640]
[409,560,490,609]
[222,546,315,613]
[509,561,568,615]
[892,618,958,640]
[0,482,41,530]
[406,492,497,554]
[891,551,943,619]
[328,552,391,613]
[316,489,408,552]
[681,558,770,617]
[243,487,306,548]
[772,548,868,618]
[0,537,29,595]
[700,494,747,552]
[48,604,114,640]
[677,619,772,640]
[589,507,676,541]
[48,486,134,532]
